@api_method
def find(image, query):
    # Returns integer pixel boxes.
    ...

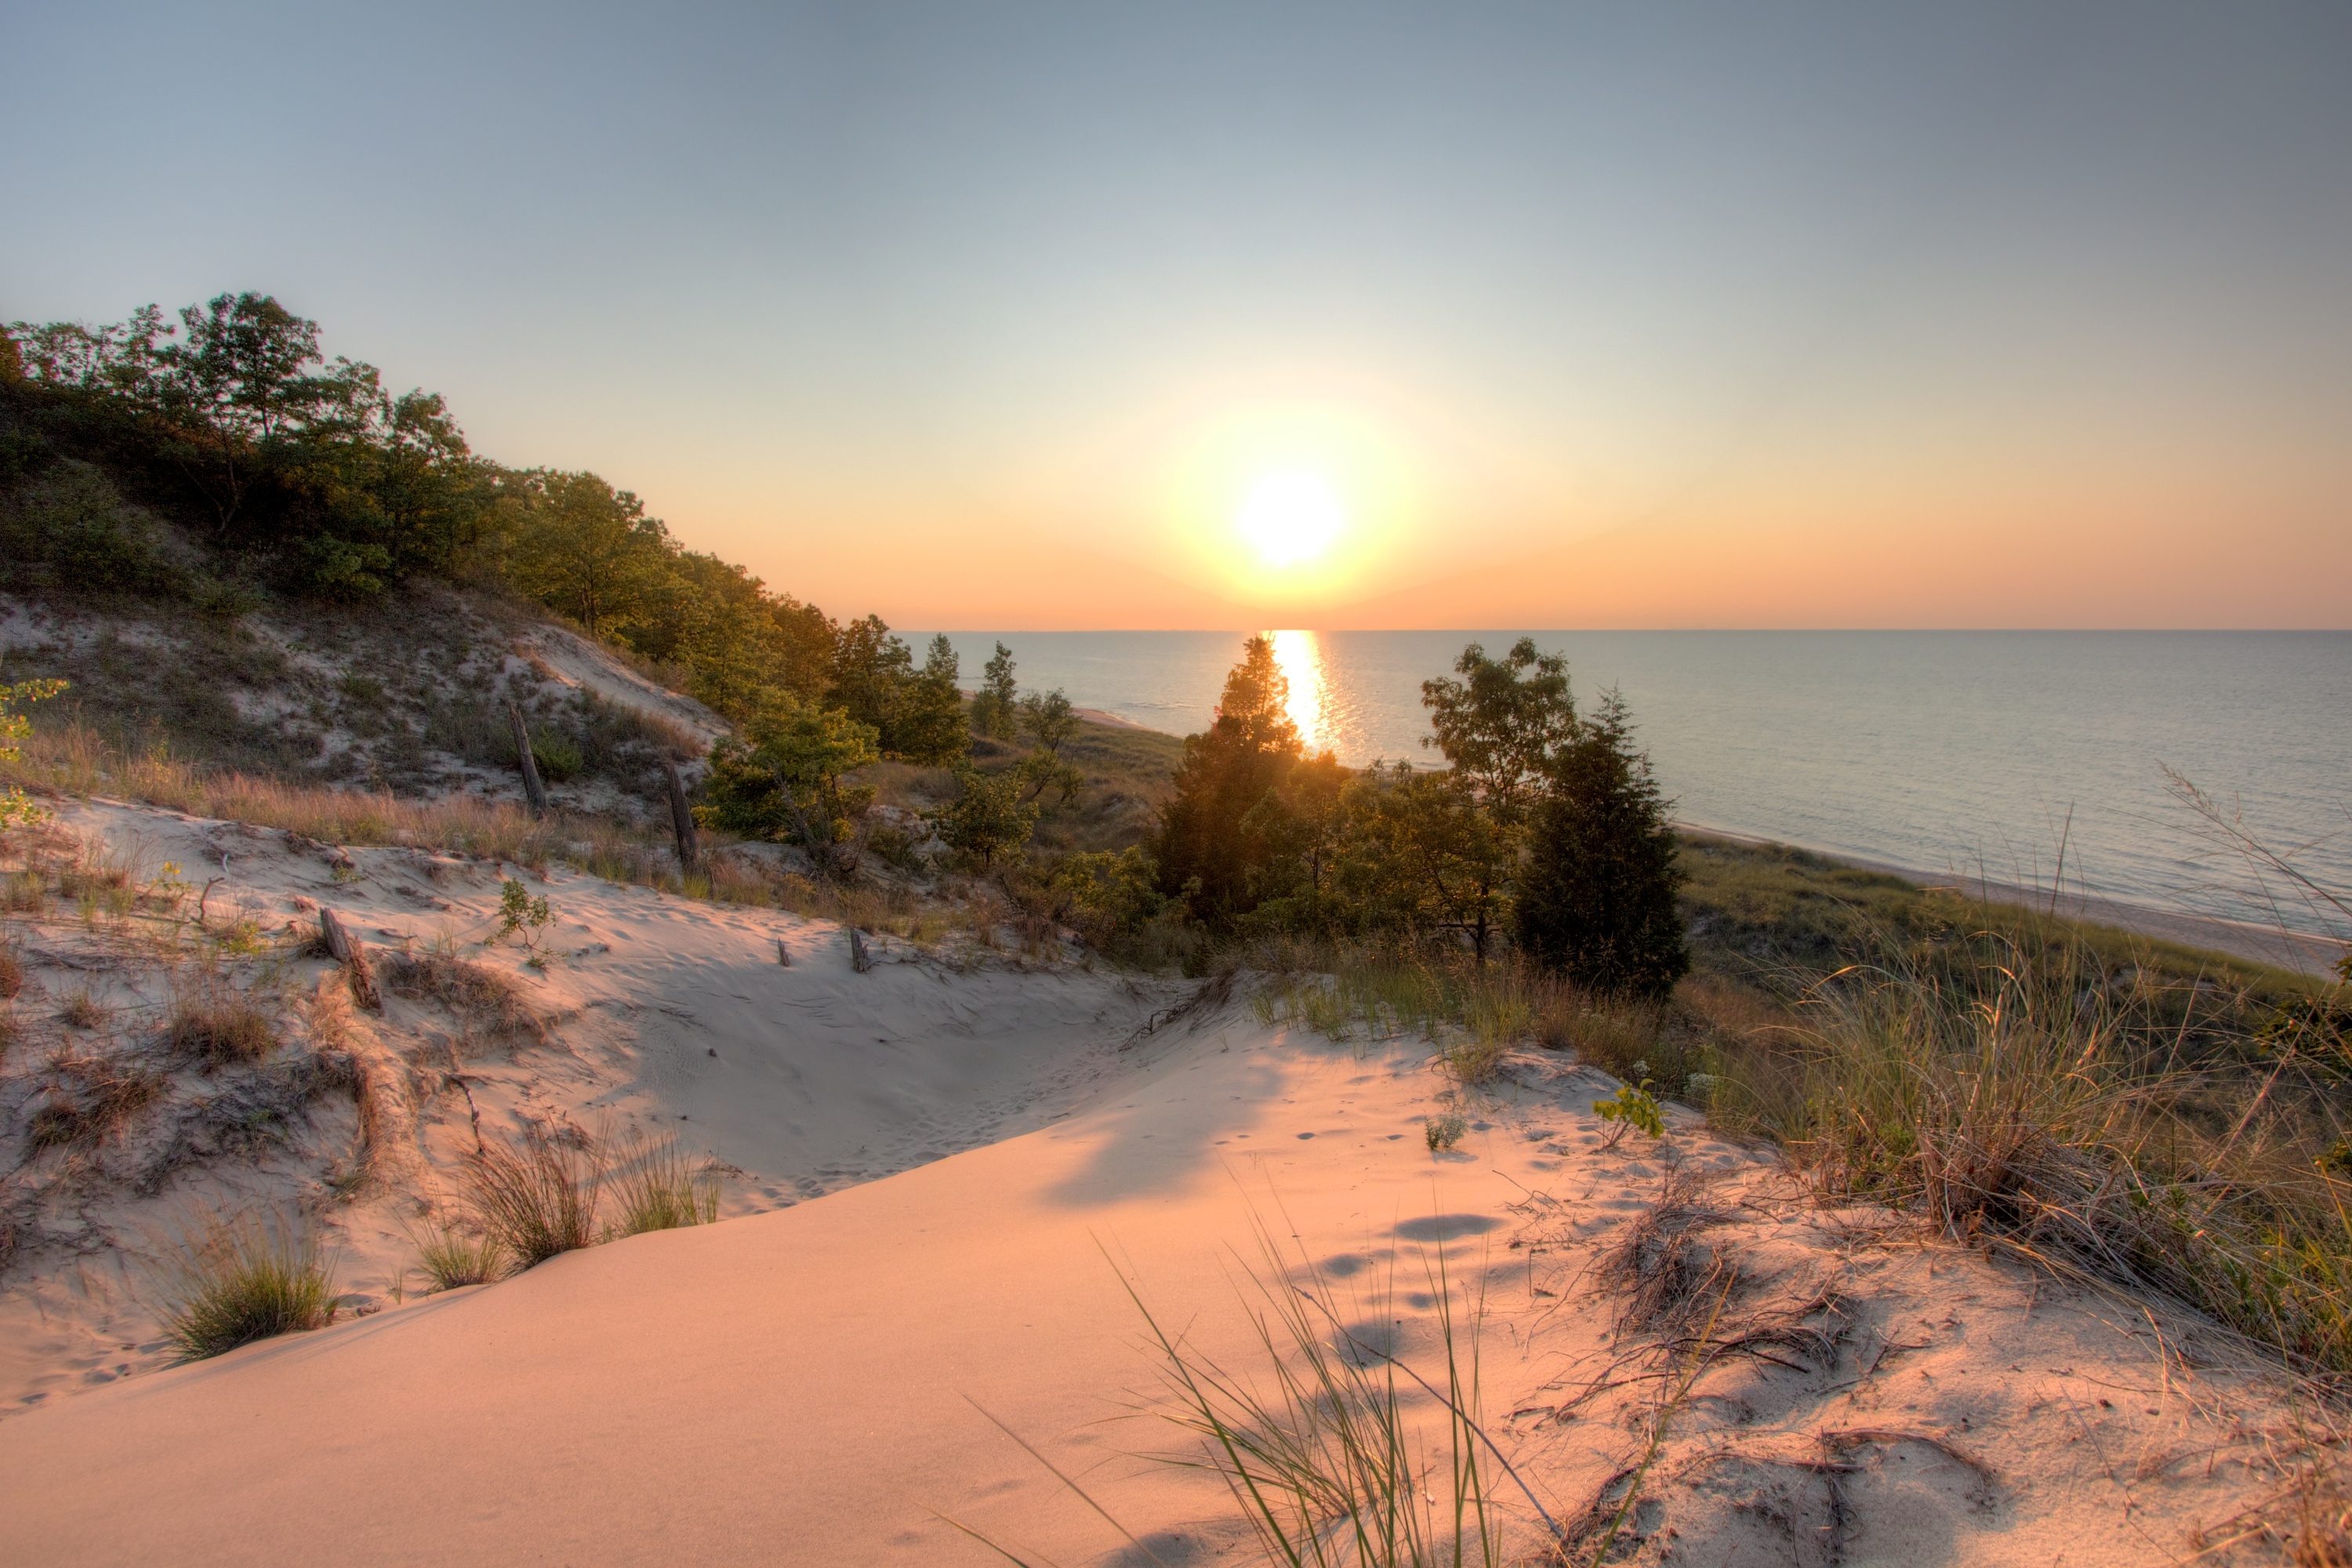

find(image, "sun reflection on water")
[1269,629,1327,753]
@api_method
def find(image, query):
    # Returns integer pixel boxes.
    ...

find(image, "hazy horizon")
[9,2,2349,630]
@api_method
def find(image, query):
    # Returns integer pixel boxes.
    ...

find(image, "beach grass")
[607,1132,719,1236]
[412,1225,506,1291]
[157,1209,337,1359]
[463,1127,602,1268]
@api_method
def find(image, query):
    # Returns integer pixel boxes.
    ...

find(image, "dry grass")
[154,1207,337,1359]
[55,985,109,1029]
[165,995,278,1067]
[0,943,22,1000]
[380,951,546,1044]
[27,1054,164,1152]
[463,1126,601,1268]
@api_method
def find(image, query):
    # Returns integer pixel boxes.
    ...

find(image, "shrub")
[0,946,20,1000]
[56,985,108,1029]
[1426,1111,1468,1151]
[166,997,278,1066]
[27,1061,162,1151]
[463,1127,601,1268]
[529,733,584,783]
[157,1210,337,1359]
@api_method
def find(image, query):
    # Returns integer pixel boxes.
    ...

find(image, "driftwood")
[848,928,873,973]
[776,937,791,968]
[508,704,548,815]
[319,908,382,1012]
[664,763,700,871]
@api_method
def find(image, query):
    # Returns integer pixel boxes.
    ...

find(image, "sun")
[1235,470,1345,567]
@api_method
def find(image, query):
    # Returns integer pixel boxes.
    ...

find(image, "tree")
[1421,638,1577,829]
[1329,764,1514,960]
[506,470,672,637]
[695,693,880,874]
[1014,688,1083,803]
[1513,691,1688,998]
[2,677,69,828]
[1152,636,1303,924]
[971,641,1019,739]
[935,765,1040,870]
[827,614,913,742]
[1234,749,1348,929]
[891,635,971,766]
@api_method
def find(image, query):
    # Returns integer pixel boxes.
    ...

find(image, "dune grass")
[412,1225,506,1290]
[606,1131,720,1236]
[165,995,278,1066]
[463,1127,602,1269]
[156,1209,337,1359]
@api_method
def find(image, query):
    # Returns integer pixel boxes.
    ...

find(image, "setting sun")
[1235,470,1345,566]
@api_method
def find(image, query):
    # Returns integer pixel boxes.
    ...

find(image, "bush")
[463,1127,601,1268]
[529,733,583,783]
[157,1210,337,1359]
[935,766,1040,870]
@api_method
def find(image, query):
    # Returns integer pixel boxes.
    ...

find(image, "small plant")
[1426,1109,1470,1151]
[496,877,553,961]
[156,1209,337,1359]
[0,677,69,829]
[412,1225,506,1290]
[608,1132,720,1236]
[529,734,584,783]
[1593,1080,1667,1145]
[463,1126,601,1268]
[166,997,278,1066]
[27,1060,165,1151]
[148,860,193,911]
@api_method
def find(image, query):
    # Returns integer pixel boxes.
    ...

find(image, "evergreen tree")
[1152,636,1302,924]
[1512,691,1688,998]
[891,634,971,765]
[971,641,1018,739]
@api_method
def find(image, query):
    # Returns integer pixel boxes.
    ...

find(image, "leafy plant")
[1426,1109,1469,1151]
[1593,1079,1666,1145]
[1,677,69,828]
[496,877,552,960]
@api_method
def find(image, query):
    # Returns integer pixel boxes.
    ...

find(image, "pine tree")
[1512,691,1688,998]
[971,641,1019,739]
[1152,636,1301,924]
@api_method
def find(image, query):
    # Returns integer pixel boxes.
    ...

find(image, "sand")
[0,800,2332,1564]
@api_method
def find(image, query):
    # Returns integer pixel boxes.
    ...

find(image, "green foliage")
[1419,637,1577,829]
[1514,691,1689,999]
[696,692,881,863]
[528,732,584,783]
[157,1210,337,1359]
[1,676,68,828]
[1051,847,1165,942]
[505,470,671,637]
[1,459,183,596]
[971,641,1019,739]
[893,634,971,766]
[936,765,1041,870]
[1593,1080,1667,1142]
[1323,764,1513,959]
[496,878,552,958]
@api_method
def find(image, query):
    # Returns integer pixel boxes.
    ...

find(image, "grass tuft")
[165,996,278,1066]
[607,1131,719,1236]
[412,1225,506,1290]
[156,1209,337,1359]
[463,1125,601,1268]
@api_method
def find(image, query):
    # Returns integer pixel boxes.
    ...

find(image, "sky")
[5,2,2349,629]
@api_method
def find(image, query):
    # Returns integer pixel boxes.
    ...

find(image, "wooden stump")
[319,908,382,1012]
[776,937,791,967]
[665,763,700,872]
[508,704,548,816]
[848,928,873,973]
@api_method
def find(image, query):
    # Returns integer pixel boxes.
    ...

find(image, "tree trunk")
[508,705,548,815]
[319,908,381,1011]
[665,763,700,872]
[848,927,873,973]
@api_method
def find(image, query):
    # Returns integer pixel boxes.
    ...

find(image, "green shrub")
[530,733,584,783]
[158,1210,337,1359]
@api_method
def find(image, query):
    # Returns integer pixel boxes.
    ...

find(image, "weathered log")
[319,908,381,1011]
[508,704,548,815]
[776,937,791,967]
[665,762,700,871]
[848,928,872,973]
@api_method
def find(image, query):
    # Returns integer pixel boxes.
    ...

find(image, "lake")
[916,630,2352,944]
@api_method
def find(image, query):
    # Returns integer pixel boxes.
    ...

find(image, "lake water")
[916,630,2352,942]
